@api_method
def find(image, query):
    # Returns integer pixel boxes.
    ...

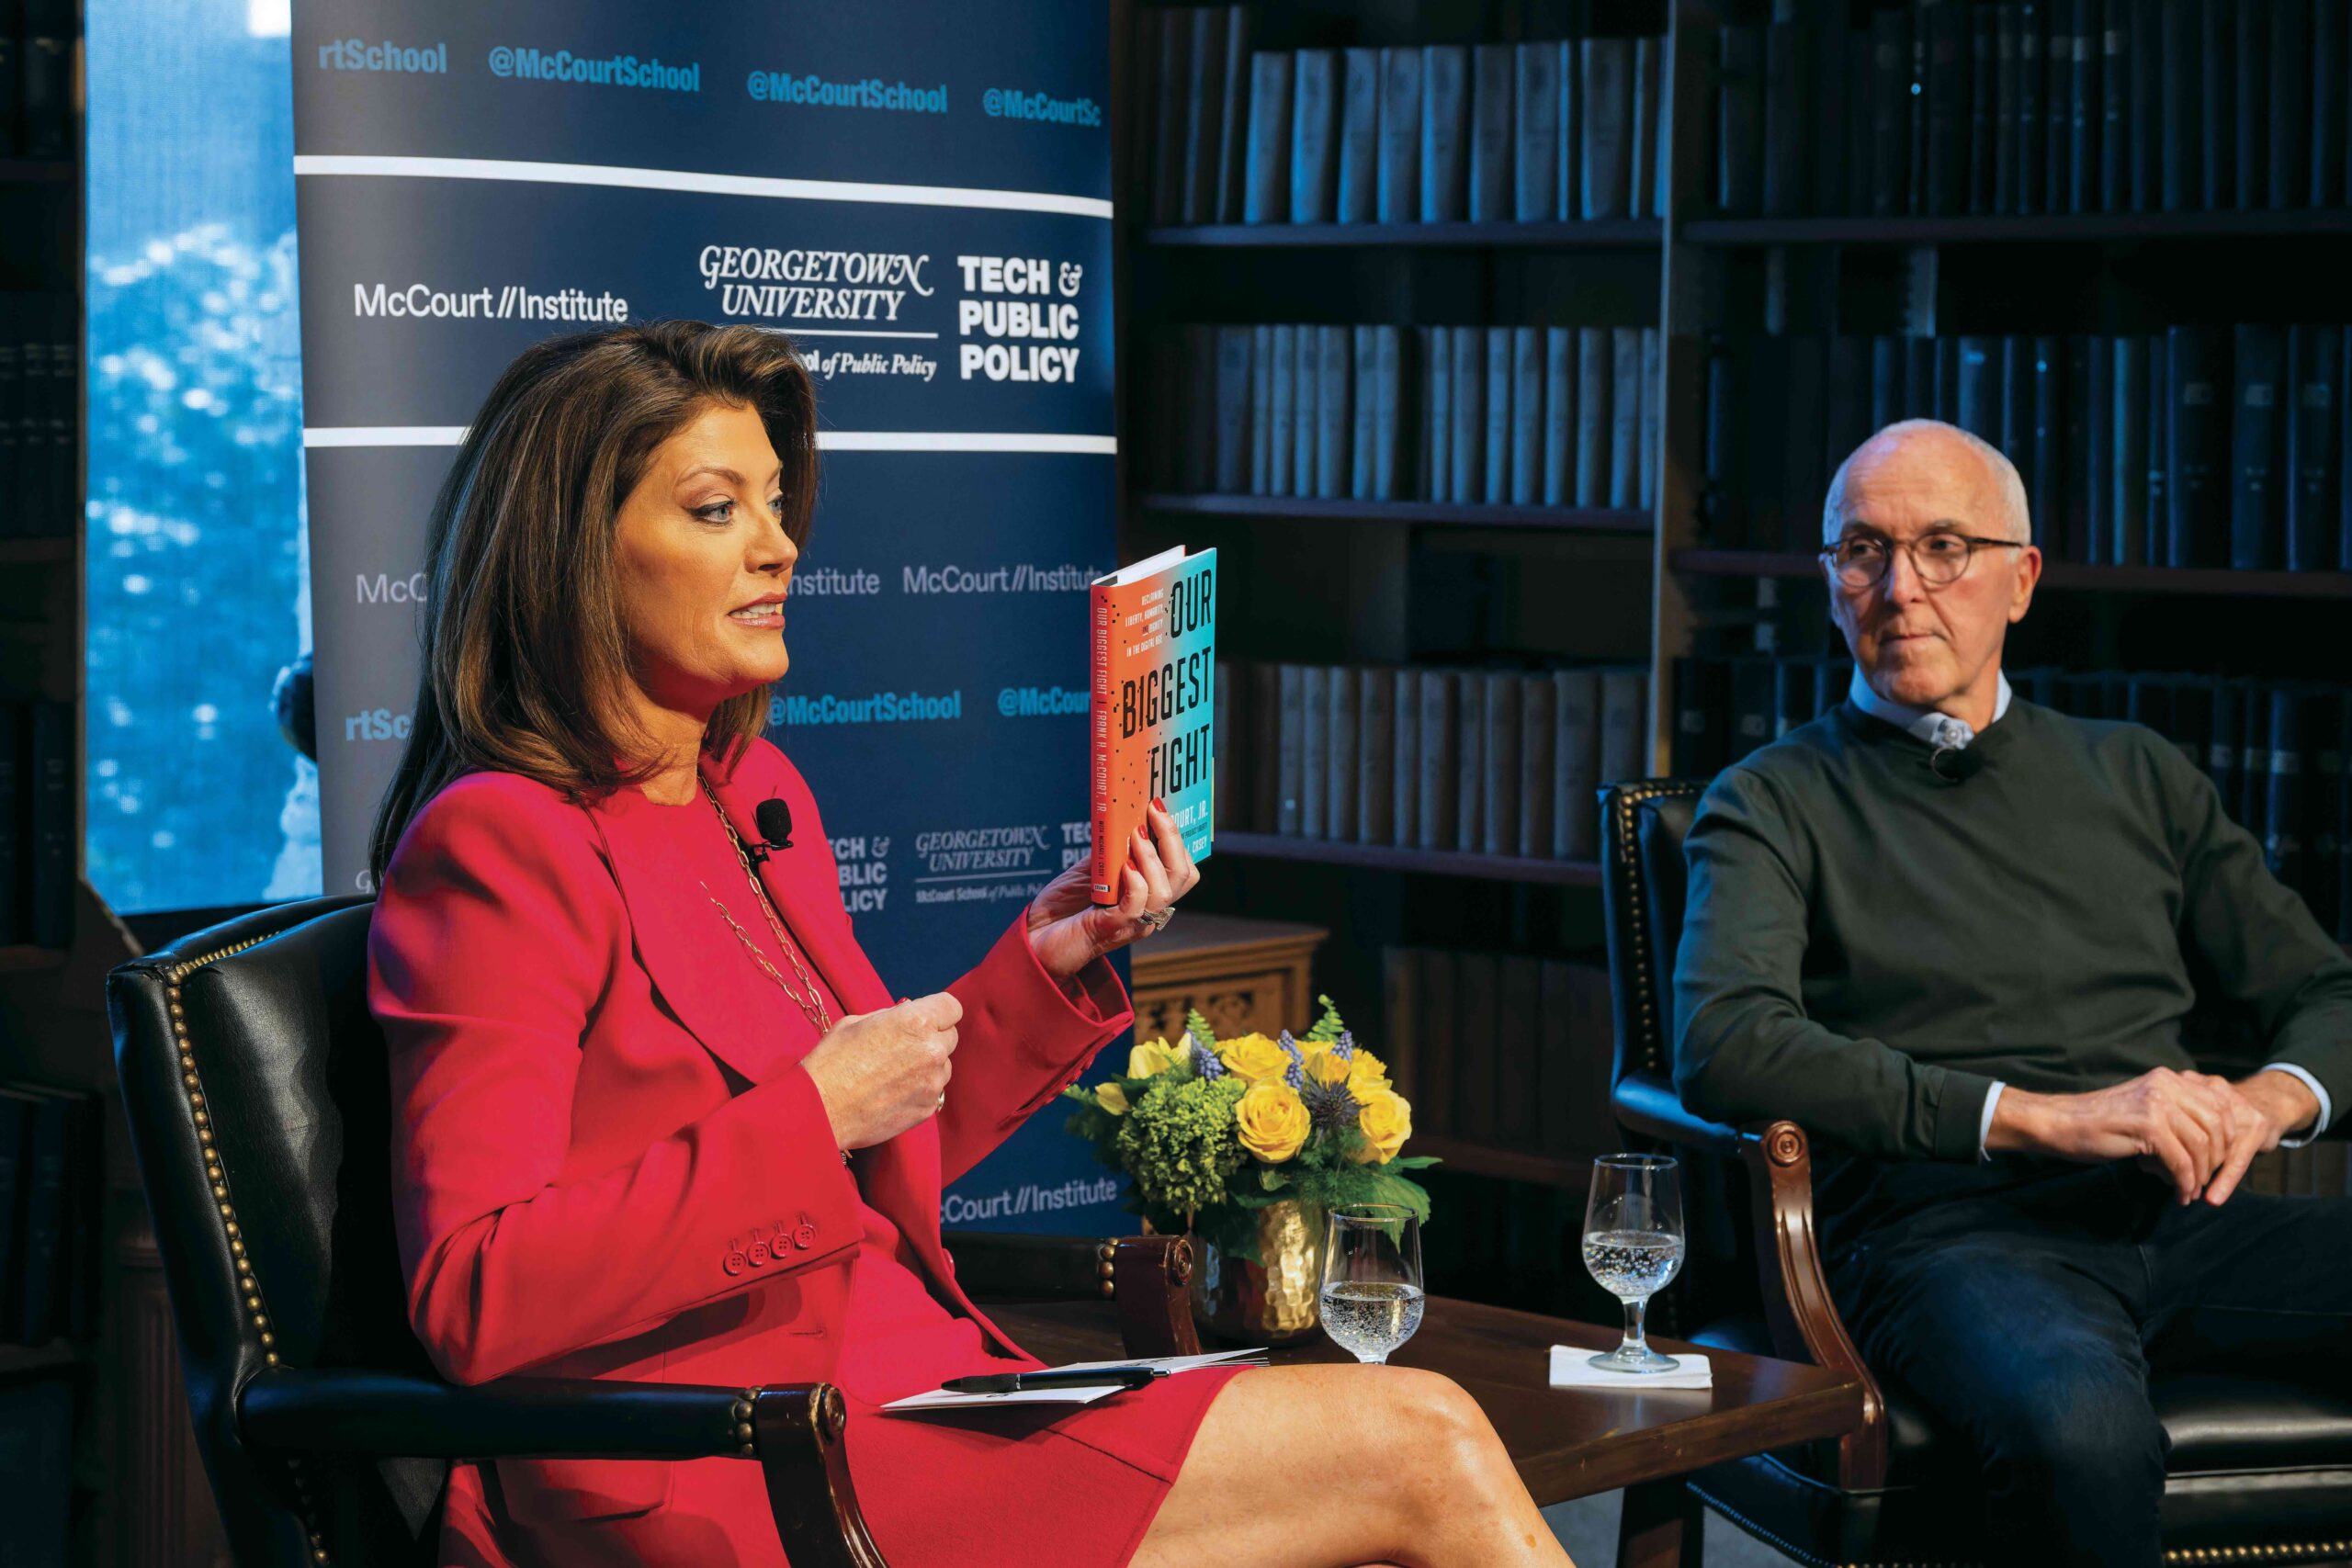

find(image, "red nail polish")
[1150,796,1165,812]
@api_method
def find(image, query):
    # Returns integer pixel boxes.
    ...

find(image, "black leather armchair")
[107,895,1195,1568]
[1599,778,2352,1568]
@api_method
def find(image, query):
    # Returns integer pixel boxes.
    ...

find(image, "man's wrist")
[1984,1085,2049,1155]
[2238,1069,2323,1141]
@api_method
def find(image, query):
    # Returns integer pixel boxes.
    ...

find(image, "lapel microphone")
[1928,744,1987,784]
[753,797,796,855]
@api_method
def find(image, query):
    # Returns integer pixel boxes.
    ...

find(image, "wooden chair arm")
[752,1384,888,1568]
[1737,1120,1888,1491]
[944,1231,1202,1359]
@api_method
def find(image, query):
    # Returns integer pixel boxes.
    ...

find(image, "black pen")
[939,1366,1166,1394]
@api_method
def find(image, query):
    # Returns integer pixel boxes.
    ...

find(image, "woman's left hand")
[1025,798,1199,979]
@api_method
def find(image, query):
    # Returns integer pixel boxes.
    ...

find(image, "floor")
[1544,1492,1804,1567]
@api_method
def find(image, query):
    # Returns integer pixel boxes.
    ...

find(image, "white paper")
[1547,1347,1713,1391]
[880,1347,1267,1414]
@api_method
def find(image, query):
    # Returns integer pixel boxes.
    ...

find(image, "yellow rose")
[1301,1046,1352,1089]
[1350,1089,1413,1164]
[1216,1032,1293,1086]
[1234,1081,1311,1163]
[1126,1038,1183,1079]
[1344,1049,1392,1094]
[1094,1082,1131,1115]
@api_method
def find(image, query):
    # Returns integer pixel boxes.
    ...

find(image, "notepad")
[880,1348,1266,1414]
[1547,1347,1713,1391]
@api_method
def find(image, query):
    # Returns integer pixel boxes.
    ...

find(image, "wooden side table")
[1126,911,1329,1043]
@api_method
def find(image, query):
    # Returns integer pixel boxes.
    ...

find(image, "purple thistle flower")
[1301,1077,1359,1131]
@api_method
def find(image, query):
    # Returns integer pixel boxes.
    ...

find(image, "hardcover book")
[1091,546,1217,904]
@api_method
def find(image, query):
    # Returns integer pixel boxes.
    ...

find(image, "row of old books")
[1209,660,1650,863]
[1132,6,1669,226]
[1705,325,2352,571]
[1675,653,2352,941]
[1139,321,1662,511]
[0,294,78,540]
[0,1,73,160]
[0,696,72,948]
[0,1081,101,1348]
[1381,946,1621,1158]
[1715,0,2352,220]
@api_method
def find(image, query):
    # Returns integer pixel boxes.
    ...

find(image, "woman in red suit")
[367,320,1576,1568]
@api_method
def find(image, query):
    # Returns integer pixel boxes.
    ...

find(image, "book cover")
[1358,664,1394,848]
[1484,324,1513,504]
[1482,671,1521,857]
[1243,51,1294,223]
[2232,322,2286,570]
[1421,44,1471,221]
[1327,664,1358,840]
[1378,46,1423,224]
[1544,326,1575,507]
[1351,324,1378,500]
[2289,324,2342,570]
[1293,322,1318,499]
[1317,323,1351,500]
[1718,24,1766,215]
[1181,6,1229,225]
[1250,323,1273,495]
[1582,36,1634,219]
[1511,325,1544,507]
[1301,664,1328,839]
[1292,50,1341,224]
[1214,6,1254,223]
[1555,668,1602,859]
[1090,547,1216,903]
[1518,672,1556,859]
[1391,667,1419,847]
[1514,41,1561,222]
[1468,43,1515,222]
[1336,48,1383,223]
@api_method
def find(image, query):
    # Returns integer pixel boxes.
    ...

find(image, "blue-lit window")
[85,0,320,913]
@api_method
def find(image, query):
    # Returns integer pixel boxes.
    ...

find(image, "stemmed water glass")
[1318,1203,1424,1365]
[1581,1154,1686,1373]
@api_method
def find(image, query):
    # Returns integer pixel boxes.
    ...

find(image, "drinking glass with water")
[1319,1204,1424,1365]
[1581,1154,1686,1373]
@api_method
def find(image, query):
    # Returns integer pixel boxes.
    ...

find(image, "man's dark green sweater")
[1673,697,2352,1196]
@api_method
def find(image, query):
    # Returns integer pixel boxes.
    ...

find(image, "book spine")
[1510,326,1544,508]
[2084,334,2112,562]
[2200,0,2235,208]
[1268,323,1296,496]
[1598,669,1647,799]
[1358,666,1394,847]
[1424,326,1452,502]
[1374,325,1405,502]
[1250,323,1273,495]
[1317,324,1350,500]
[1469,43,1515,223]
[1451,326,1483,506]
[2146,332,2170,565]
[1514,42,1561,222]
[28,701,68,946]
[1384,948,1421,1105]
[1418,669,1458,851]
[1544,327,1575,507]
[2129,0,2161,208]
[2234,0,2267,209]
[1518,672,1556,859]
[1153,15,1195,225]
[1293,323,1318,499]
[1301,665,1330,838]
[1244,51,1294,223]
[1928,0,1972,215]
[1484,325,1513,505]
[1482,671,1521,857]
[1556,39,1581,220]
[1632,38,1662,220]
[2269,0,2310,207]
[1214,325,1252,493]
[2099,0,2130,210]
[1610,327,1643,509]
[1421,45,1471,221]
[1970,7,1996,214]
[1871,11,1912,215]
[1214,6,1254,222]
[1378,47,1424,223]
[1336,48,1383,224]
[1351,325,1377,501]
[2019,2,2047,211]
[1327,665,1359,841]
[1576,326,1612,507]
[2290,325,2343,570]
[1182,6,1228,225]
[1719,24,1766,215]
[1292,50,1340,224]
[1996,5,2021,213]
[2316,0,2349,207]
[2233,322,2287,570]
[1277,663,1306,835]
[2112,333,2147,565]
[14,1096,64,1342]
[1582,37,1634,219]
[1555,669,1601,859]
[1454,671,1486,852]
[1383,671,1420,851]
[1182,324,1218,492]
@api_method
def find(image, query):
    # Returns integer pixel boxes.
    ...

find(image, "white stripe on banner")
[291,153,1115,220]
[303,427,1117,454]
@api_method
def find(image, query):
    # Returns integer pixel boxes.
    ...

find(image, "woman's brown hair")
[367,319,820,886]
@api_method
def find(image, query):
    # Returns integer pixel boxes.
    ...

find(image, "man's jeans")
[1825,1157,2352,1568]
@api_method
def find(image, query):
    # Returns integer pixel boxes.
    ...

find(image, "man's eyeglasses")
[1820,531,2026,590]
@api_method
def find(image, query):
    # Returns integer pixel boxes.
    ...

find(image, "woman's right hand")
[800,992,962,1150]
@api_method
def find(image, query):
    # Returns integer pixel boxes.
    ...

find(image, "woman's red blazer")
[367,736,1134,1540]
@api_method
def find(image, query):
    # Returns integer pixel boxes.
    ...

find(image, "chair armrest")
[239,1371,890,1568]
[1735,1122,1889,1491]
[945,1232,1201,1359]
[1612,1070,1748,1156]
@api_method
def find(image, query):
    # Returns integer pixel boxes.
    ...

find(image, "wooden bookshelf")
[1136,492,1651,534]
[1214,832,1602,887]
[1669,549,2352,600]
[1143,218,1662,250]
[1682,209,2352,247]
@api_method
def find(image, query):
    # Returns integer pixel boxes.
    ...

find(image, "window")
[85,0,319,913]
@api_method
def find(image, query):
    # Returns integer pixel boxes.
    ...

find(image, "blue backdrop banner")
[291,0,1129,1235]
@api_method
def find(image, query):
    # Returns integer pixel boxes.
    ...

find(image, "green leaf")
[1183,1007,1219,1052]
[1304,993,1348,1043]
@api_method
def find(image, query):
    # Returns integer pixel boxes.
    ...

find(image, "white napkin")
[1547,1347,1713,1391]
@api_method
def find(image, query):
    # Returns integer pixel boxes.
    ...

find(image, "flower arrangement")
[1061,996,1436,1266]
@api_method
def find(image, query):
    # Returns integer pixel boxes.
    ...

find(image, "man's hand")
[1986,1066,2305,1206]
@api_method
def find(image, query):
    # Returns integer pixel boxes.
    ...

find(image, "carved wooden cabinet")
[1125,912,1329,1044]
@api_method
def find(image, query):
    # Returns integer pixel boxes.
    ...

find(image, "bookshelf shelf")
[1143,219,1664,250]
[0,1340,83,1378]
[1681,209,2352,247]
[1669,549,2352,600]
[1136,492,1651,534]
[0,156,74,186]
[0,539,74,566]
[0,946,67,974]
[1216,832,1603,887]
[1410,1135,1593,1188]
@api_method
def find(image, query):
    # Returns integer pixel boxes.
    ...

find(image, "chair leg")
[1614,1477,1702,1568]
[752,1384,890,1568]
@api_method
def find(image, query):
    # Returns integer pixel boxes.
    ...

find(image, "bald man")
[1671,421,2352,1567]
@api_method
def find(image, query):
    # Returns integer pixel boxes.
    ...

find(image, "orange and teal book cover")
[1089,545,1216,905]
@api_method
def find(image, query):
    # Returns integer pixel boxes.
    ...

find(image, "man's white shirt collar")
[1848,666,2012,750]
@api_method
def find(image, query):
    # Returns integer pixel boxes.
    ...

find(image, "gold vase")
[1190,1200,1324,1346]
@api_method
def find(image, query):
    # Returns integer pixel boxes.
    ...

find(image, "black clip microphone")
[1928,744,1987,784]
[754,797,796,853]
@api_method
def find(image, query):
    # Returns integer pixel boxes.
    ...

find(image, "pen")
[939,1366,1166,1394]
